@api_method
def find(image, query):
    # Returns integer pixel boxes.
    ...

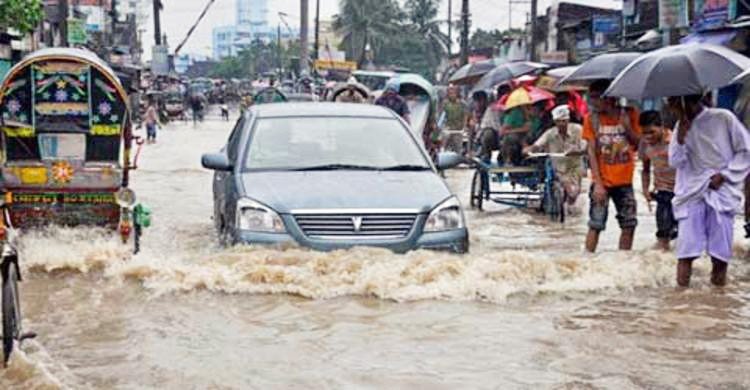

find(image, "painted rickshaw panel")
[0,48,131,229]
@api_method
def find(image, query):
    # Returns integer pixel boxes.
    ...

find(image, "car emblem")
[352,216,363,232]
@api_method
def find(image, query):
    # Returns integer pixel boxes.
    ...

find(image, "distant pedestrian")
[145,100,159,144]
[583,79,641,253]
[667,94,750,287]
[190,94,205,125]
[375,79,410,124]
[439,84,468,154]
[639,111,677,251]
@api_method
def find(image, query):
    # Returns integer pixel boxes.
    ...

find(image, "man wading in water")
[583,80,641,253]
[667,94,750,287]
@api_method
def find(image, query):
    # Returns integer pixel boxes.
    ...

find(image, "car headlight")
[424,196,465,232]
[236,198,286,233]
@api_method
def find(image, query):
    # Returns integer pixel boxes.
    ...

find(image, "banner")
[592,15,621,48]
[67,19,88,45]
[314,59,357,71]
[694,0,737,31]
[659,0,689,29]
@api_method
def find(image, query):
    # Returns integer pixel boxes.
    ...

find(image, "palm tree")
[404,0,450,71]
[333,0,403,66]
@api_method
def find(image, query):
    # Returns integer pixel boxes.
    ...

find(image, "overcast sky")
[149,0,620,58]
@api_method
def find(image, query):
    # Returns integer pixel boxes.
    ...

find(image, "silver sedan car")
[202,102,468,253]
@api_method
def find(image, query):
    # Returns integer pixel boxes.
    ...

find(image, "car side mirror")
[202,153,233,171]
[436,152,463,170]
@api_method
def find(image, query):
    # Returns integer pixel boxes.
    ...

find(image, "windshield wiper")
[292,164,380,171]
[378,165,431,171]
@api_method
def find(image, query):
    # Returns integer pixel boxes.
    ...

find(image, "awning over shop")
[680,30,737,46]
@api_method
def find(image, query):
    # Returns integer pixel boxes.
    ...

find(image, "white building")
[213,0,292,60]
[117,0,150,30]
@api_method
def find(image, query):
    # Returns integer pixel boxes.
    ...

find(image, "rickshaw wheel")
[2,260,21,366]
[470,170,484,211]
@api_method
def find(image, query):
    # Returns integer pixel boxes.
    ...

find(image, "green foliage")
[332,0,448,81]
[470,28,524,49]
[209,40,296,79]
[333,0,403,66]
[0,0,43,34]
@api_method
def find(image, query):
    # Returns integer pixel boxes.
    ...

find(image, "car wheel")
[454,236,470,254]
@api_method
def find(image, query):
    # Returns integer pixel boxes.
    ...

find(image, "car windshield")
[244,117,430,171]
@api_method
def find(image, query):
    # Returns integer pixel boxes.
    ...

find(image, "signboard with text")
[592,15,621,48]
[151,45,170,76]
[694,0,737,31]
[541,51,568,65]
[67,18,88,45]
[659,0,689,29]
[314,59,357,71]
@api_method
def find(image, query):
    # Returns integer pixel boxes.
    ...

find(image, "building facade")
[213,0,286,60]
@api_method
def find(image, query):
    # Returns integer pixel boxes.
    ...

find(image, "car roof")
[353,70,396,77]
[251,102,396,119]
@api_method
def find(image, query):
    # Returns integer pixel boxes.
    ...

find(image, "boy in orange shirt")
[583,80,642,253]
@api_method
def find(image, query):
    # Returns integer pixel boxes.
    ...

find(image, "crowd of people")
[435,77,750,288]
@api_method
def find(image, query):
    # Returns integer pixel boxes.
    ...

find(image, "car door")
[213,114,246,231]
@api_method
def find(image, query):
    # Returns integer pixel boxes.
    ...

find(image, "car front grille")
[293,212,418,240]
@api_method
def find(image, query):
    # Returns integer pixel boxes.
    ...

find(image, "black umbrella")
[472,61,549,92]
[449,59,503,85]
[558,52,642,85]
[606,43,750,99]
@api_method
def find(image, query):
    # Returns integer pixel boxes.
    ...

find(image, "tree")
[404,0,449,79]
[332,0,403,66]
[0,0,43,34]
[470,28,524,50]
[209,39,301,79]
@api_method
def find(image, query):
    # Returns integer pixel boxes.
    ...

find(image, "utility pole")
[447,0,452,56]
[508,0,531,30]
[153,0,162,45]
[300,0,309,74]
[278,24,283,71]
[110,0,118,46]
[59,0,69,47]
[314,0,320,61]
[530,0,537,61]
[460,0,469,66]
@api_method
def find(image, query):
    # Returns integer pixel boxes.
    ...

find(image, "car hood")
[239,171,452,214]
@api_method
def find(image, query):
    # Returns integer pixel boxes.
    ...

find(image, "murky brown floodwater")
[2,111,749,389]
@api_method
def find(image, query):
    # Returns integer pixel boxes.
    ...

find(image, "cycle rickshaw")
[469,153,567,222]
[0,48,151,364]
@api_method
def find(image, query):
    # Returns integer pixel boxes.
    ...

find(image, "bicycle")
[0,204,35,367]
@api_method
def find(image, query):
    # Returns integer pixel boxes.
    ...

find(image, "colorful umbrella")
[494,86,554,111]
[472,61,549,93]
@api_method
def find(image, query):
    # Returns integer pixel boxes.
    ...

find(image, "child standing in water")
[145,100,159,144]
[639,111,677,250]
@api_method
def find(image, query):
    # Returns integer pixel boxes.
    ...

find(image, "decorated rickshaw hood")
[0,47,129,112]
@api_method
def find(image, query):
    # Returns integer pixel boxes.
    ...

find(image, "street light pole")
[300,0,309,74]
[153,0,162,45]
[447,0,452,57]
[530,0,538,61]
[59,0,69,47]
[314,0,320,61]
[460,0,469,66]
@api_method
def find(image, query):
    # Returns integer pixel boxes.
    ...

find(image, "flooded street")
[2,113,750,389]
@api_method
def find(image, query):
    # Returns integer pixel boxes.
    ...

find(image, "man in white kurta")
[668,95,750,287]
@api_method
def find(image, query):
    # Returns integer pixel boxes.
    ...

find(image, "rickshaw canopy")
[0,48,135,229]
